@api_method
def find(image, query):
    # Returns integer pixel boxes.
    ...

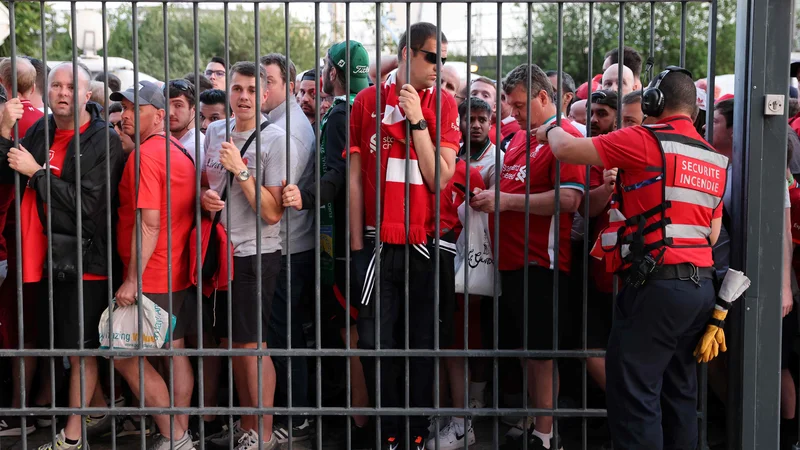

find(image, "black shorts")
[144,288,192,341]
[216,252,281,343]
[37,279,111,350]
[783,308,799,369]
[499,266,570,358]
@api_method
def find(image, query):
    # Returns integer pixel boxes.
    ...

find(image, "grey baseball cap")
[110,80,166,110]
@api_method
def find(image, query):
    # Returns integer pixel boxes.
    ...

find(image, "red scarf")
[371,71,440,245]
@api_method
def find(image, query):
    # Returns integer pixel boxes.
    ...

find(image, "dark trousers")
[357,244,436,439]
[606,277,714,450]
[267,250,314,419]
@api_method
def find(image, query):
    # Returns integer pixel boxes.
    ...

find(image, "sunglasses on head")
[170,79,193,91]
[414,48,446,66]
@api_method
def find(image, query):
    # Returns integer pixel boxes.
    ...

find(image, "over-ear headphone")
[641,65,693,117]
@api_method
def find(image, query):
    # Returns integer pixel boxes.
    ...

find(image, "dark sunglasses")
[0,93,7,103]
[414,48,446,66]
[109,121,123,130]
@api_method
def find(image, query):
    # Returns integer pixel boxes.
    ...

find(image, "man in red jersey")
[347,22,460,450]
[111,81,197,450]
[538,66,726,450]
[470,64,586,450]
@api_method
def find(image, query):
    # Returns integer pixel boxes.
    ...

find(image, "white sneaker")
[427,416,451,437]
[209,420,245,447]
[425,419,475,450]
[233,430,278,450]
[36,429,84,450]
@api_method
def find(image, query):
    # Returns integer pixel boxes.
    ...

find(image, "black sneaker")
[382,436,400,450]
[411,435,425,450]
[272,418,314,443]
[350,422,375,450]
[0,416,36,437]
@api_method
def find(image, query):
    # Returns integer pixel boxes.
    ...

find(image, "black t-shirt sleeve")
[300,108,348,210]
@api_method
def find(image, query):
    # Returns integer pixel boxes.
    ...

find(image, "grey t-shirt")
[268,99,316,255]
[204,117,287,257]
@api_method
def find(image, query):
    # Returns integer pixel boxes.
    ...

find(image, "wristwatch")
[409,119,428,131]
[237,169,251,182]
[545,123,560,138]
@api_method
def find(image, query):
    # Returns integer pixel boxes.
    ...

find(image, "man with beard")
[590,89,618,136]
[281,40,373,448]
[296,69,319,125]
[166,79,204,163]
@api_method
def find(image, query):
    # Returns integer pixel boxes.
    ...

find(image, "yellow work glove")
[693,308,728,363]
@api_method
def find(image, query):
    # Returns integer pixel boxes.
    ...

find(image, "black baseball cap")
[590,89,619,109]
[110,80,166,110]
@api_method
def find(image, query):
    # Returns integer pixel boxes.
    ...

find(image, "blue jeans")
[267,250,314,421]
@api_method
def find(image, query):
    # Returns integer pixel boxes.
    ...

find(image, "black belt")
[647,263,714,282]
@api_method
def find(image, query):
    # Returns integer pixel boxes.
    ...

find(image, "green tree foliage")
[0,2,74,60]
[499,0,736,84]
[104,4,320,80]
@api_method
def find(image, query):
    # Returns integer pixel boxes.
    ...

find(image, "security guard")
[536,66,727,450]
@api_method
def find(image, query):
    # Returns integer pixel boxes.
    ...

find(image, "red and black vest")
[591,122,728,272]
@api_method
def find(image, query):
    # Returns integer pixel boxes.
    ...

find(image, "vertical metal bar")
[131,3,147,449]
[374,3,382,446]
[281,2,294,446]
[680,2,688,68]
[434,3,443,446]
[253,5,264,449]
[68,5,88,445]
[313,3,322,449]
[729,0,791,445]
[37,0,57,440]
[617,3,624,127]
[523,9,532,450]
[552,2,564,444]
[462,0,472,434]
[162,6,177,447]
[650,2,655,67]
[343,5,353,448]
[403,3,412,447]
[223,3,235,446]
[342,2,352,450]
[493,3,502,448]
[582,6,595,450]
[401,2,411,445]
[100,3,119,447]
[7,6,26,447]
[705,0,718,145]
[193,2,206,447]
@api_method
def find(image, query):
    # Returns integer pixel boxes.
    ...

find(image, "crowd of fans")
[0,21,798,450]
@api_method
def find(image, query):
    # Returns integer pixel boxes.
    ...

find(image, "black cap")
[590,89,619,110]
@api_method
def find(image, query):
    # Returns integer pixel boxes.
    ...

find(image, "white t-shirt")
[461,140,504,188]
[179,128,205,164]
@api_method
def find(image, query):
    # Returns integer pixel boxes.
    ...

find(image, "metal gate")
[0,0,793,449]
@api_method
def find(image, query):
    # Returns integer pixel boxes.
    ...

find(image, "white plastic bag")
[454,202,500,297]
[98,295,176,351]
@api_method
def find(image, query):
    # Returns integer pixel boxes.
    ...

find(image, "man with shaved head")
[440,64,461,98]
[0,62,124,446]
[602,63,635,96]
